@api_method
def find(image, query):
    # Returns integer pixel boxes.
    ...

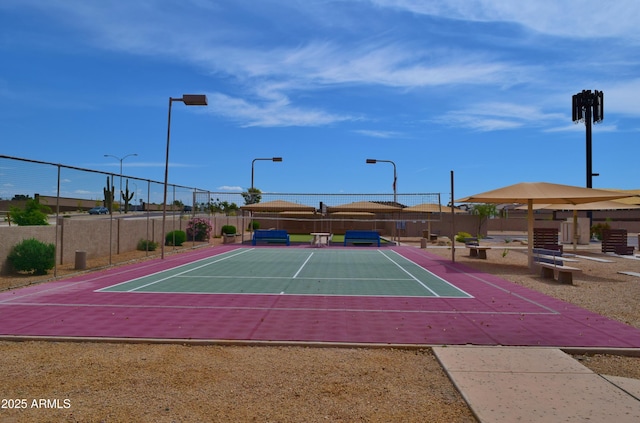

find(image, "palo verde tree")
[209,198,240,215]
[471,203,498,237]
[241,187,262,205]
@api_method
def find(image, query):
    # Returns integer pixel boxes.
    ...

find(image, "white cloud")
[217,185,243,192]
[435,102,566,132]
[208,92,355,127]
[352,129,405,139]
[367,0,640,40]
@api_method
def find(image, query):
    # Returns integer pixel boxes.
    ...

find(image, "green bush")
[8,238,55,275]
[248,221,260,231]
[9,199,52,226]
[591,222,611,240]
[137,239,158,251]
[221,225,237,235]
[455,231,473,243]
[166,230,187,246]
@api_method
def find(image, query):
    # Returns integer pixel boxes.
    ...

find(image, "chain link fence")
[0,155,219,285]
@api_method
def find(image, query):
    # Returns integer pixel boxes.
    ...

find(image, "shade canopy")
[326,201,401,213]
[456,182,631,205]
[515,200,640,211]
[240,200,316,213]
[402,203,465,214]
[601,189,640,205]
[456,182,632,269]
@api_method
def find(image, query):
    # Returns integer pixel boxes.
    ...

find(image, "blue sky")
[1,0,639,203]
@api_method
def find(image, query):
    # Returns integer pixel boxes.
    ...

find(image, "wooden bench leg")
[540,267,555,279]
[477,249,487,259]
[469,249,478,257]
[557,271,573,284]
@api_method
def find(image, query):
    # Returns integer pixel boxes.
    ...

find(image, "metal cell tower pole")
[572,90,604,188]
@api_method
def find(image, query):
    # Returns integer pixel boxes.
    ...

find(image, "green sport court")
[98,248,472,298]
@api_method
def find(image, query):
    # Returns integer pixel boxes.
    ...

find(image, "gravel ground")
[1,236,639,422]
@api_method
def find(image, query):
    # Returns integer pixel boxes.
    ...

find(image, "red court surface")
[1,245,640,348]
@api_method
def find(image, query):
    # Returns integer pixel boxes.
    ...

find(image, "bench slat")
[344,230,380,247]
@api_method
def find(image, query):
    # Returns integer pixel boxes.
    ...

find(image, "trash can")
[75,251,87,270]
[420,238,427,249]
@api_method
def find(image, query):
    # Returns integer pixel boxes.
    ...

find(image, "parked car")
[88,206,109,215]
[182,205,193,212]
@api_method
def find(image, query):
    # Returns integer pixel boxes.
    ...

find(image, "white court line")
[180,275,413,281]
[378,250,440,297]
[382,250,474,298]
[97,248,254,292]
[126,248,254,292]
[293,252,314,278]
[0,301,558,315]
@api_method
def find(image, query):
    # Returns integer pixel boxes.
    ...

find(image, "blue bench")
[252,230,290,246]
[532,248,581,284]
[343,230,380,247]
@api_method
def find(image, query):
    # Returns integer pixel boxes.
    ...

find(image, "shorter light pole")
[366,158,397,203]
[251,157,283,190]
[104,153,138,213]
[366,158,398,242]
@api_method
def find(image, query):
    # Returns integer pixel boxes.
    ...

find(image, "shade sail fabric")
[515,200,640,211]
[601,189,640,205]
[326,201,401,213]
[456,182,631,205]
[402,203,465,213]
[240,200,316,212]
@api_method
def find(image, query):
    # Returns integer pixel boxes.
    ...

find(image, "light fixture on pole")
[366,158,397,203]
[161,94,208,259]
[251,157,283,190]
[104,153,138,213]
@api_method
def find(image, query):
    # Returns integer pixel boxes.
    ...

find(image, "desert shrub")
[8,238,55,275]
[591,222,611,240]
[165,230,187,246]
[455,231,473,243]
[9,199,52,226]
[186,218,213,241]
[248,221,260,231]
[137,239,158,251]
[221,225,237,235]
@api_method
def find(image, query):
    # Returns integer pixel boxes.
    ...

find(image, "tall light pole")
[366,158,398,243]
[161,94,208,259]
[104,153,138,213]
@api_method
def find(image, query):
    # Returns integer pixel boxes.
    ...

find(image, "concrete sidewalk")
[434,346,640,423]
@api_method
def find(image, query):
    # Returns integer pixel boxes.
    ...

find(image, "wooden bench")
[602,229,635,255]
[343,230,380,247]
[533,228,563,253]
[532,248,581,284]
[251,229,290,246]
[463,237,491,259]
[466,245,491,259]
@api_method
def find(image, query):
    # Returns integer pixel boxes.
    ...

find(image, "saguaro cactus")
[103,176,115,213]
[121,179,134,214]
